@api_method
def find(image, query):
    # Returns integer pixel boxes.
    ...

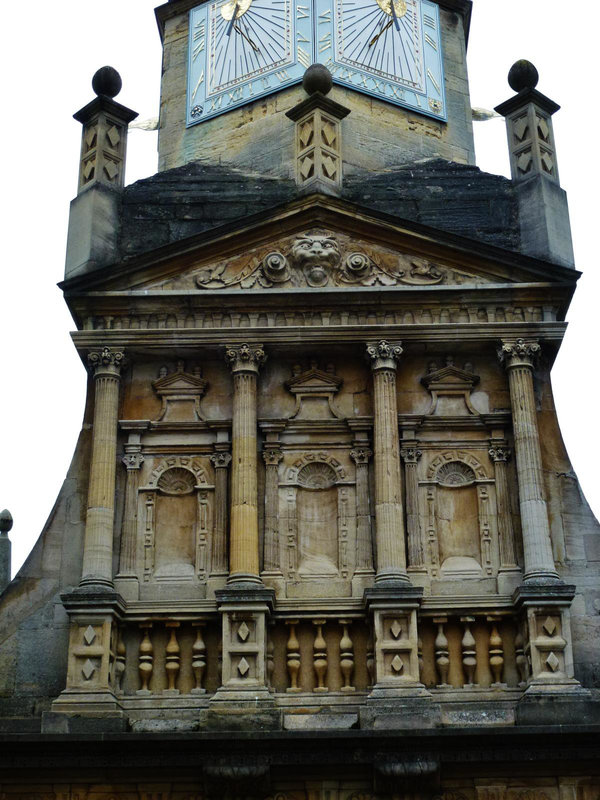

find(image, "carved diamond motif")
[391,655,404,674]
[390,620,403,639]
[83,625,96,646]
[517,151,532,174]
[84,128,97,149]
[107,125,121,148]
[542,616,557,636]
[299,121,313,148]
[321,121,336,147]
[513,118,529,142]
[541,151,554,173]
[537,117,550,141]
[238,657,250,677]
[82,659,96,681]
[299,155,314,180]
[546,651,560,673]
[322,155,337,179]
[237,621,250,642]
[104,160,119,180]
[83,159,95,180]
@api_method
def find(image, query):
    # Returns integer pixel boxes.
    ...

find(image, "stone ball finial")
[508,60,539,92]
[302,64,333,96]
[92,66,123,98]
[0,510,13,536]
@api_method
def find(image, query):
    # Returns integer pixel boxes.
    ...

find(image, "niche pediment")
[421,358,480,416]
[285,361,343,420]
[152,361,207,422]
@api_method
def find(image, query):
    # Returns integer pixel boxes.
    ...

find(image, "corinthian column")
[366,340,409,585]
[81,347,125,588]
[225,343,266,586]
[499,339,559,582]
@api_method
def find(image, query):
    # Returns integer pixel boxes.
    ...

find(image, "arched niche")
[283,453,351,581]
[140,456,213,583]
[422,451,495,579]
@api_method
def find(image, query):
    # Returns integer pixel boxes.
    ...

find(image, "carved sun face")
[289,234,341,286]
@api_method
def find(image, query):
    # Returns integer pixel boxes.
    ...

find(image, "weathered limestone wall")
[0,387,93,718]
[157,7,475,176]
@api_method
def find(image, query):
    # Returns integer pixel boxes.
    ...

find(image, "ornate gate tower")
[0,0,599,797]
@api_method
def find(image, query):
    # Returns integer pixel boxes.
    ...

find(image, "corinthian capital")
[400,447,422,464]
[489,446,512,463]
[210,451,232,469]
[262,448,283,467]
[350,447,373,465]
[225,342,267,373]
[498,338,541,370]
[366,340,403,371]
[88,346,126,375]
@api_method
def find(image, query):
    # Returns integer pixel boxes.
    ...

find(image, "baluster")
[191,622,207,694]
[433,616,450,687]
[164,621,180,694]
[487,615,505,688]
[266,632,275,691]
[313,619,328,693]
[460,616,478,688]
[515,625,528,687]
[137,622,153,694]
[115,629,126,692]
[366,635,375,688]
[339,619,355,693]
[285,620,302,693]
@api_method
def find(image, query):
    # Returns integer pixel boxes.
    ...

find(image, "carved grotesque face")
[289,234,341,286]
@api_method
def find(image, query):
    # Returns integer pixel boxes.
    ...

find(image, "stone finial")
[287,67,349,197]
[0,510,13,536]
[92,66,123,98]
[73,68,138,194]
[302,64,333,96]
[494,61,574,268]
[508,60,539,93]
[0,510,12,594]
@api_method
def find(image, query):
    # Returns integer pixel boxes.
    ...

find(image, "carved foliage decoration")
[193,229,456,290]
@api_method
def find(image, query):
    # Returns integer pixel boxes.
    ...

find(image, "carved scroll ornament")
[195,230,446,290]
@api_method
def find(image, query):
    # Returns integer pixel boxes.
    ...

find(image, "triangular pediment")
[286,366,343,393]
[61,195,579,312]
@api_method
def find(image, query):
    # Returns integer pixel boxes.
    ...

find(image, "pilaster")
[489,442,522,594]
[401,445,425,573]
[209,448,232,581]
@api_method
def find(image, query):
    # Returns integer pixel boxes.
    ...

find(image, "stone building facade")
[0,0,599,798]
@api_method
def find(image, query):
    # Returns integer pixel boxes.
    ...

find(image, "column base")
[227,572,264,589]
[51,688,123,716]
[374,569,411,586]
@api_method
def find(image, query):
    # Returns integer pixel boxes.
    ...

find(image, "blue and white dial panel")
[187,0,313,124]
[187,0,445,125]
[321,0,446,119]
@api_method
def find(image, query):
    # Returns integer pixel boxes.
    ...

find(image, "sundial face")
[187,0,445,125]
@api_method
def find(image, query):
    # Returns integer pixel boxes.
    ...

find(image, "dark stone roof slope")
[118,158,519,260]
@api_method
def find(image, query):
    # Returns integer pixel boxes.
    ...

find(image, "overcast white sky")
[1,1,599,576]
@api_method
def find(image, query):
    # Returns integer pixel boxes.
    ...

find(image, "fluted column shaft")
[366,341,409,584]
[210,451,232,575]
[401,446,424,568]
[226,344,266,585]
[118,446,143,575]
[81,347,125,587]
[263,448,283,573]
[500,339,559,582]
